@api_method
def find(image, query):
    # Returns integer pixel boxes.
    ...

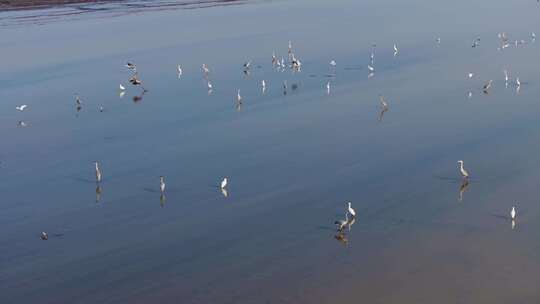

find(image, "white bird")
[17,121,28,127]
[457,160,469,179]
[261,80,266,93]
[16,105,28,111]
[160,176,165,194]
[511,206,516,220]
[207,81,213,90]
[75,94,82,105]
[202,64,210,75]
[368,65,375,72]
[177,65,183,76]
[272,52,277,65]
[393,43,398,56]
[98,106,104,113]
[330,60,337,67]
[379,95,388,110]
[516,77,521,87]
[347,202,356,218]
[326,81,330,95]
[504,70,509,85]
[94,161,102,183]
[236,89,242,104]
[119,84,126,91]
[243,60,251,69]
[220,177,228,189]
[468,73,474,79]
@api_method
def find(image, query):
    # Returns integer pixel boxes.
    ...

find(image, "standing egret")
[261,80,266,93]
[221,177,228,189]
[457,160,469,179]
[330,60,337,67]
[347,202,356,218]
[379,95,389,110]
[326,81,330,95]
[468,73,474,79]
[393,43,398,56]
[236,90,242,105]
[202,64,210,76]
[94,161,102,183]
[160,176,165,194]
[177,65,183,76]
[511,206,516,220]
[119,84,126,91]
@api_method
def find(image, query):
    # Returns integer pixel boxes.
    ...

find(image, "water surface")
[1,0,540,303]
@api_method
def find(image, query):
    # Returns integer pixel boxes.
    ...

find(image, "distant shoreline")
[0,0,121,11]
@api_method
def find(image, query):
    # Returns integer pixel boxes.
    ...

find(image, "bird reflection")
[334,212,349,232]
[132,90,146,103]
[221,188,228,198]
[160,193,166,207]
[119,91,126,98]
[334,232,348,246]
[511,219,516,230]
[347,216,356,232]
[458,179,469,202]
[95,185,102,203]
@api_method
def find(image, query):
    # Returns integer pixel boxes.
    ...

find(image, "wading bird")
[347,202,356,218]
[94,161,102,183]
[457,160,469,179]
[160,176,165,194]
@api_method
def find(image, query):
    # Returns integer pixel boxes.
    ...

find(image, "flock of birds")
[25,33,535,242]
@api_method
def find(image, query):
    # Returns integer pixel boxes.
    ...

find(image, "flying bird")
[15,105,28,111]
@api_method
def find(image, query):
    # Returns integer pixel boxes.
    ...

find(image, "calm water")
[1,0,540,303]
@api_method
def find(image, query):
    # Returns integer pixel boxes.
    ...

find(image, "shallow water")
[1,0,540,303]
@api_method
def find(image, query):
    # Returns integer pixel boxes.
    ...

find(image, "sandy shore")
[0,0,120,10]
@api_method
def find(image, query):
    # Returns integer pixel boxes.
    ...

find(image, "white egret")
[457,160,469,179]
[511,206,516,220]
[94,161,102,183]
[330,60,337,67]
[236,89,242,104]
[393,43,398,56]
[221,177,228,189]
[177,65,183,76]
[119,84,126,91]
[347,202,356,218]
[160,176,165,194]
